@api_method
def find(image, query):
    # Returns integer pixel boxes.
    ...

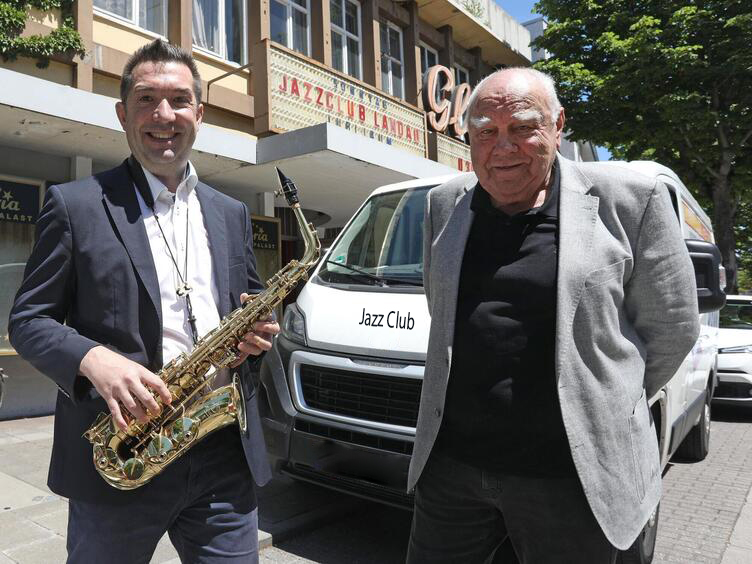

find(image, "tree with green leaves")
[0,0,85,68]
[533,0,751,293]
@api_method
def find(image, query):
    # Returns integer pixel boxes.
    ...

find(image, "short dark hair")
[120,39,202,104]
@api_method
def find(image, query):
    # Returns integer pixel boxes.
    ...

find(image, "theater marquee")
[266,45,427,158]
[428,132,473,172]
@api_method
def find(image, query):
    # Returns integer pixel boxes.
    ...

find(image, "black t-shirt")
[434,168,576,476]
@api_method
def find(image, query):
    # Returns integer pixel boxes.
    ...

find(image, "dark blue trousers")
[407,452,618,564]
[66,426,258,564]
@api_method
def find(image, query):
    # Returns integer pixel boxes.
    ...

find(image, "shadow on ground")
[712,404,752,423]
[270,498,413,564]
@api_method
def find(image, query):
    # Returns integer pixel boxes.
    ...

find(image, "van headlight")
[282,304,307,345]
[719,344,752,354]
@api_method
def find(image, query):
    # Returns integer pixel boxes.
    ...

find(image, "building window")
[419,43,438,76]
[380,21,403,99]
[193,0,246,64]
[94,0,168,36]
[330,0,361,80]
[270,0,310,56]
[455,64,469,86]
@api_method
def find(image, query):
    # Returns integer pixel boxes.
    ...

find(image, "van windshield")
[317,186,432,287]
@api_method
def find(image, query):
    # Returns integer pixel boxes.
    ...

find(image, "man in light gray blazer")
[407,68,699,563]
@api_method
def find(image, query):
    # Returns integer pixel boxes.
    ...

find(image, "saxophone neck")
[275,168,320,268]
[291,204,321,268]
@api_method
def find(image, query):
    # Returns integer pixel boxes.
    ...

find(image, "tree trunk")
[711,173,738,294]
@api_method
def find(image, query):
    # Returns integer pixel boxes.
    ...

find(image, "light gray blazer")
[409,155,700,550]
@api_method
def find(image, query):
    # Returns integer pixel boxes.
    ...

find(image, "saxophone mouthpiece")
[275,167,300,206]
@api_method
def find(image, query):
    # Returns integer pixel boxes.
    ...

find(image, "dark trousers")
[407,452,618,564]
[66,426,258,564]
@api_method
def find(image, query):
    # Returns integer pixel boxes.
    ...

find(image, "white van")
[259,162,724,561]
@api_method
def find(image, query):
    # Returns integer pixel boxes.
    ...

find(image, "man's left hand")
[230,293,280,367]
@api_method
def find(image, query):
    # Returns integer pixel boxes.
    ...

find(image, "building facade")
[0,0,587,417]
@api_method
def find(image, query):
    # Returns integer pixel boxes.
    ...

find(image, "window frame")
[454,63,469,86]
[270,0,312,57]
[380,20,404,99]
[419,42,438,76]
[93,0,168,38]
[192,0,248,65]
[330,0,363,80]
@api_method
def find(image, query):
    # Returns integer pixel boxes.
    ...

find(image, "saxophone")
[84,168,320,490]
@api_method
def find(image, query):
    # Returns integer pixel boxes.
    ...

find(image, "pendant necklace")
[151,193,199,346]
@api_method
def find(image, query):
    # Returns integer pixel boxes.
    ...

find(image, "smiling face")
[116,61,203,189]
[468,71,564,214]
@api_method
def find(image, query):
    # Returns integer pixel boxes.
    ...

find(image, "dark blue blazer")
[8,160,272,503]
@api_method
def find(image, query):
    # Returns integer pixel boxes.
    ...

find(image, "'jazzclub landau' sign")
[269,45,426,158]
[0,180,40,224]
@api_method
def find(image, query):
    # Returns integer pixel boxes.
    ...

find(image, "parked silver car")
[714,295,752,406]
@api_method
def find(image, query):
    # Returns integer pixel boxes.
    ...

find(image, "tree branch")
[682,133,721,180]
[741,127,752,148]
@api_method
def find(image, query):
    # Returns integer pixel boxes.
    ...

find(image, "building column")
[70,156,92,181]
[361,0,381,90]
[310,1,332,66]
[249,0,270,46]
[438,25,455,72]
[256,192,275,217]
[403,1,421,107]
[72,0,93,91]
[469,46,483,86]
[168,0,192,50]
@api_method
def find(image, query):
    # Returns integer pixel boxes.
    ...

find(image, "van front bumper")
[259,335,417,508]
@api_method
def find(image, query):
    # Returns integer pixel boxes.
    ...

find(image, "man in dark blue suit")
[8,39,278,563]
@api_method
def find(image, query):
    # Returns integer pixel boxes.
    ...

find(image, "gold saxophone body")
[84,168,320,490]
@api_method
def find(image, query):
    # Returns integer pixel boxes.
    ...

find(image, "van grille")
[299,365,422,428]
[715,381,752,399]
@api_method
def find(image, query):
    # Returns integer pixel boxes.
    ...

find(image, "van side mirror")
[685,239,726,313]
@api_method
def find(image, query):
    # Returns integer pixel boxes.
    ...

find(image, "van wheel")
[675,384,712,462]
[618,504,659,564]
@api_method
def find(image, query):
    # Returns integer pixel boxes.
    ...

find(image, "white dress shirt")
[134,162,228,387]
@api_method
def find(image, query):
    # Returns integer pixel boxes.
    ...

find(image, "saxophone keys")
[168,385,182,401]
[170,417,197,443]
[123,457,145,480]
[94,446,108,469]
[95,446,119,470]
[146,435,174,459]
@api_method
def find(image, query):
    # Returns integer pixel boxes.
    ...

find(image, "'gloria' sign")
[269,46,426,158]
[0,180,40,224]
[422,65,472,140]
[252,218,279,251]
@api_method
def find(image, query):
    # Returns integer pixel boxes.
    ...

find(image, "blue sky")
[495,1,540,24]
[495,1,612,160]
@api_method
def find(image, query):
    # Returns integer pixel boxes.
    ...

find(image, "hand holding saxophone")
[229,293,281,367]
[79,346,172,431]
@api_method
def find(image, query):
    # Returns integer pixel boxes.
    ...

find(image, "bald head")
[466,67,565,215]
[467,68,562,126]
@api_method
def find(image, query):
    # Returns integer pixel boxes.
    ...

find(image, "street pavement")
[1,407,751,563]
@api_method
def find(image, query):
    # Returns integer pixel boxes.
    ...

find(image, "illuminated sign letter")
[423,65,455,133]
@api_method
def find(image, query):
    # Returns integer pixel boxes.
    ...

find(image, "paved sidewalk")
[0,416,357,564]
[655,409,752,564]
[2,413,752,563]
